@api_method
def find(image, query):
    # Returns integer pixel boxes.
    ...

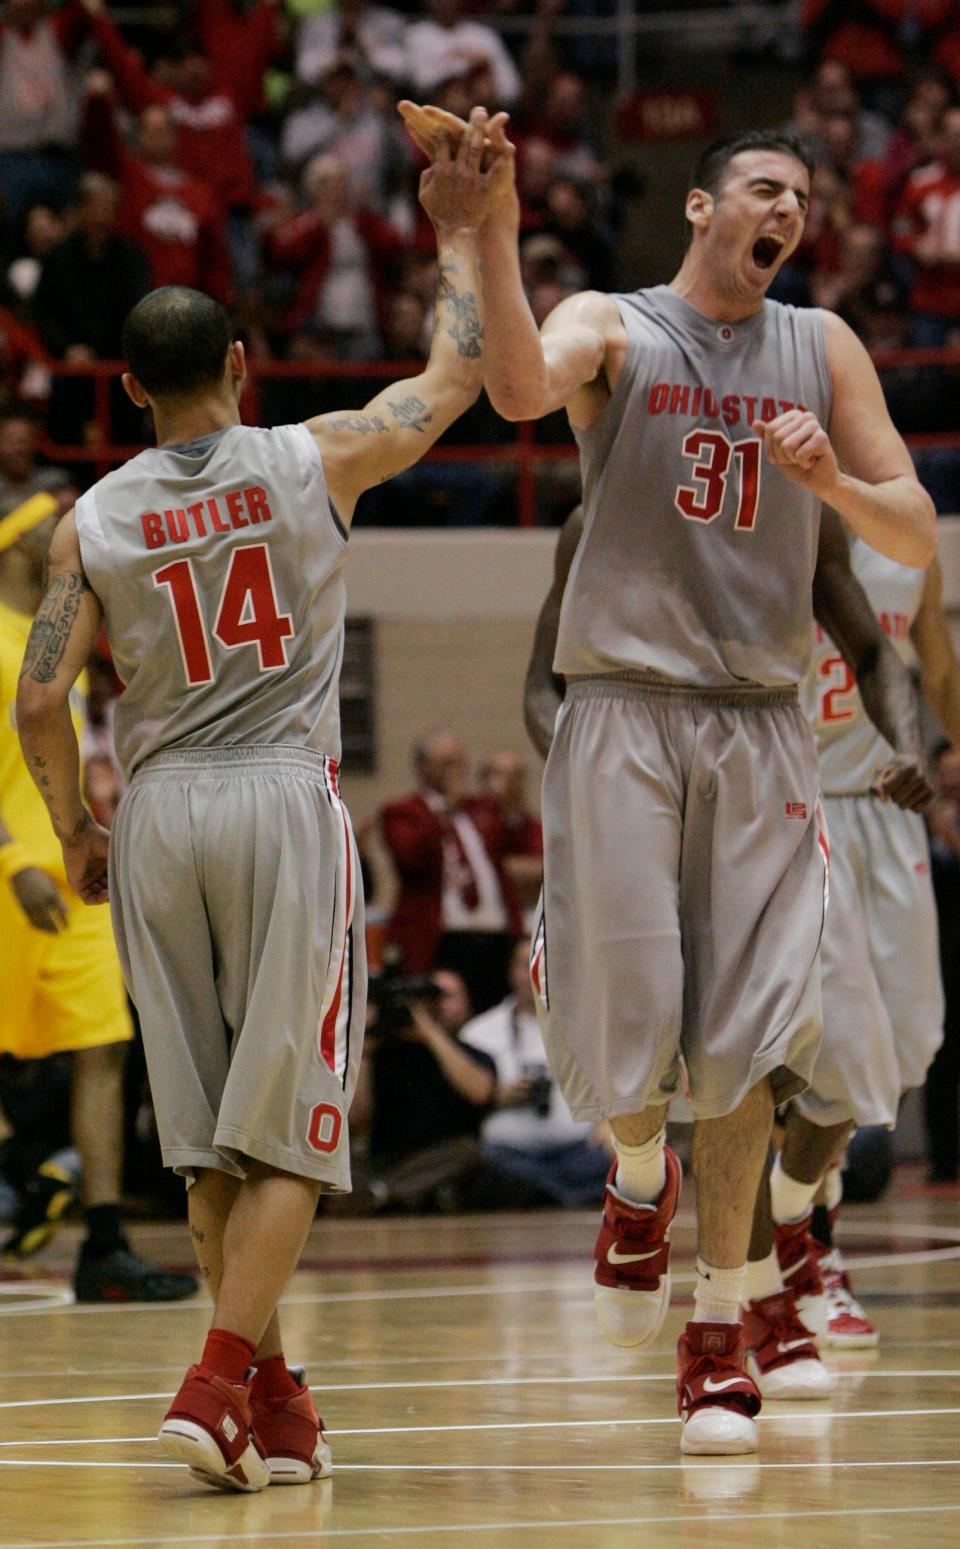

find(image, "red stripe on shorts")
[320,803,353,1072]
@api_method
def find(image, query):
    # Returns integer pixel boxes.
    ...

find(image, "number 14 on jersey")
[154,544,294,687]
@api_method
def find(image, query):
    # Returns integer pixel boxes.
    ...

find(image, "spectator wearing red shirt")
[478,749,543,919]
[381,730,525,1014]
[191,0,283,121]
[80,0,256,219]
[0,0,89,224]
[893,104,960,346]
[266,152,406,355]
[81,72,232,304]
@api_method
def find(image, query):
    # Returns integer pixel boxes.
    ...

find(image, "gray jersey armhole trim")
[73,490,110,587]
[811,308,834,425]
[292,422,348,550]
[572,293,641,453]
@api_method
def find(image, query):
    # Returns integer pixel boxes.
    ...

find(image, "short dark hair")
[121,287,233,399]
[689,131,816,199]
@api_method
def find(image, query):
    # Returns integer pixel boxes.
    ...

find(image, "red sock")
[201,1328,256,1385]
[252,1354,301,1400]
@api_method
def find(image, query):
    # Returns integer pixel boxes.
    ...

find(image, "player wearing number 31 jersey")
[15,103,507,1494]
[404,112,937,1455]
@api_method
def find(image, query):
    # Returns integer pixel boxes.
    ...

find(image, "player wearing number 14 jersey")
[15,105,505,1493]
[438,119,937,1454]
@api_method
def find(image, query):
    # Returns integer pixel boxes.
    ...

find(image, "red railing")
[29,347,960,526]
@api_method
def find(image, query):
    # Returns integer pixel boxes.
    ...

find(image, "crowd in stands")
[0,1,958,509]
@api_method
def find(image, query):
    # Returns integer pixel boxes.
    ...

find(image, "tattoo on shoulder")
[387,395,432,434]
[327,414,388,435]
[19,571,90,685]
[437,264,484,360]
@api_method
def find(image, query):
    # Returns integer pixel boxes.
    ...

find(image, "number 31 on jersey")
[154,543,294,687]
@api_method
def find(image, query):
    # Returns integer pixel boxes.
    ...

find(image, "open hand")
[418,106,501,232]
[752,409,841,501]
[872,754,932,812]
[400,100,517,216]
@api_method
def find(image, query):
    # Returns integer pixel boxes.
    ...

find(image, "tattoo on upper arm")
[437,264,483,360]
[19,571,90,684]
[327,414,388,434]
[387,394,432,434]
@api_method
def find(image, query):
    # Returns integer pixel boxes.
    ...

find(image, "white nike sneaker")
[592,1147,681,1348]
[816,1247,879,1349]
[742,1290,833,1399]
[678,1321,761,1456]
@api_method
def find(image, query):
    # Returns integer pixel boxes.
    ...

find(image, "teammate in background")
[0,491,198,1302]
[405,105,935,1454]
[16,109,501,1493]
[525,504,935,1400]
[754,538,960,1364]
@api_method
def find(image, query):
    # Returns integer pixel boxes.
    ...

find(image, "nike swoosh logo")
[607,1245,660,1266]
[777,1339,810,1355]
[702,1375,746,1393]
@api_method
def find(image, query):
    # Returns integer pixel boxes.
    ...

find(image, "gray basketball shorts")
[795,794,944,1129]
[530,677,827,1124]
[108,745,366,1191]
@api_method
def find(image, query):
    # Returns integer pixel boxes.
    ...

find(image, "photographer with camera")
[352,966,497,1210]
[462,939,613,1207]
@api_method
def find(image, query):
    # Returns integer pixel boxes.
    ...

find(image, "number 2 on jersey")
[817,652,858,724]
[675,430,761,531]
[154,543,294,688]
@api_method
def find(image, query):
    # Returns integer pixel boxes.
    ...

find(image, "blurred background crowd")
[2,0,960,1254]
[1,0,960,516]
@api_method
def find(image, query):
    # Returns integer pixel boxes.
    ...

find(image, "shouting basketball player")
[15,108,502,1492]
[404,108,935,1454]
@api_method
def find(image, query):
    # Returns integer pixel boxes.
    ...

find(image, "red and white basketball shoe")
[813,1244,879,1349]
[593,1146,682,1348]
[743,1290,833,1399]
[158,1365,270,1492]
[251,1366,333,1484]
[774,1213,828,1338]
[677,1321,762,1454]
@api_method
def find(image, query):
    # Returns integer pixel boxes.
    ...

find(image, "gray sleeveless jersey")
[801,536,926,796]
[75,423,347,778]
[554,286,832,687]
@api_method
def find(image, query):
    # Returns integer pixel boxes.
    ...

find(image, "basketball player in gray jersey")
[404,108,936,1453]
[758,538,960,1358]
[15,108,504,1493]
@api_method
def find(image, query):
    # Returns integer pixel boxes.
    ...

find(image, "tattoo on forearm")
[20,572,90,684]
[437,264,483,359]
[387,395,432,434]
[327,415,388,434]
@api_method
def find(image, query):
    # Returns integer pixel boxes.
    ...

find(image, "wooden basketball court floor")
[2,1176,960,1548]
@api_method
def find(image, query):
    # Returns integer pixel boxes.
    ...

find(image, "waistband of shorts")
[131,745,339,788]
[563,671,799,709]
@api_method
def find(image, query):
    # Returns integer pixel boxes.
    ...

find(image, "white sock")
[613,1128,666,1205]
[823,1163,843,1212]
[693,1259,745,1325]
[770,1154,819,1225]
[744,1249,784,1305]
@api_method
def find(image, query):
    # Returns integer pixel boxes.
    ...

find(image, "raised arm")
[308,110,495,524]
[397,101,618,426]
[754,312,936,568]
[524,506,583,758]
[812,507,930,810]
[911,556,960,747]
[15,511,110,902]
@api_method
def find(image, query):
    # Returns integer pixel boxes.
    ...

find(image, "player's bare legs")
[161,1163,329,1489]
[692,1076,775,1269]
[71,1043,124,1208]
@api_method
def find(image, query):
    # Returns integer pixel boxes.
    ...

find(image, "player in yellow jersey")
[0,491,196,1301]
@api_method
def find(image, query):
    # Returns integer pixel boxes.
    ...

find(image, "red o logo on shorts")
[307,1103,343,1155]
